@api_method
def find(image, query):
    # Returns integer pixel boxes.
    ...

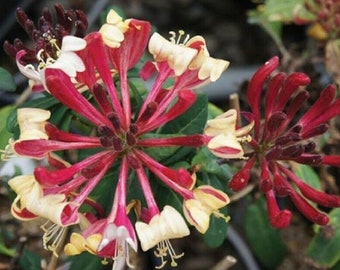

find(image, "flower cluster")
[230,56,340,228]
[4,5,237,269]
[294,0,340,39]
[5,3,340,270]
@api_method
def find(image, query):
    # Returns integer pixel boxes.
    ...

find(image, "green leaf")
[203,207,229,248]
[292,163,321,190]
[67,252,104,270]
[19,249,42,270]
[249,0,312,23]
[307,208,340,268]
[0,106,14,154]
[160,92,208,135]
[151,175,183,211]
[192,147,233,180]
[89,165,119,214]
[0,67,15,92]
[244,197,287,269]
[207,102,223,120]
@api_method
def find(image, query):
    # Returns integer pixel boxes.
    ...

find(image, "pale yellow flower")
[8,175,76,226]
[183,185,230,234]
[17,108,50,141]
[64,232,102,255]
[99,9,130,48]
[135,206,189,268]
[204,109,253,159]
[148,31,229,81]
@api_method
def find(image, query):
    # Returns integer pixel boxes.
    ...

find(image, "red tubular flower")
[231,57,340,228]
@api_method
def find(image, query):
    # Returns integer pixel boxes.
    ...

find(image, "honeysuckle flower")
[99,9,130,48]
[204,109,253,159]
[135,205,189,268]
[183,185,230,234]
[229,56,340,228]
[64,156,137,269]
[16,108,50,141]
[144,30,229,90]
[16,35,86,91]
[8,175,75,226]
[4,4,88,91]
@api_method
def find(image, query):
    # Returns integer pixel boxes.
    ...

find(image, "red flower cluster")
[229,56,340,228]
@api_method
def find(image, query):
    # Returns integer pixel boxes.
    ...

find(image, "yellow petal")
[99,24,124,48]
[17,108,50,140]
[183,199,210,234]
[194,185,230,210]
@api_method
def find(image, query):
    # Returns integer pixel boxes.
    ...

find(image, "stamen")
[107,112,122,131]
[139,102,158,122]
[129,124,139,134]
[126,132,137,146]
[168,30,190,45]
[98,125,115,137]
[41,220,67,257]
[213,211,231,223]
[154,240,184,269]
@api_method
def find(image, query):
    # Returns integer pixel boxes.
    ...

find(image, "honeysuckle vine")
[3,3,340,270]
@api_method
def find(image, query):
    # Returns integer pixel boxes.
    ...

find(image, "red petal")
[14,139,100,159]
[45,69,111,127]
[107,19,151,72]
[247,56,279,138]
[265,189,292,229]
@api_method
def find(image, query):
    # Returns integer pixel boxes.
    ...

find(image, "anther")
[126,132,137,146]
[81,162,104,178]
[112,136,124,151]
[129,124,139,134]
[304,141,316,153]
[98,125,114,137]
[139,102,158,122]
[267,112,287,133]
[107,112,122,130]
[100,136,113,147]
[280,144,304,158]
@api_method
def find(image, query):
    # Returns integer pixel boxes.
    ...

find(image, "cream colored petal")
[8,175,36,194]
[106,9,123,24]
[183,199,210,234]
[198,57,230,82]
[205,109,237,136]
[136,206,189,251]
[61,36,86,52]
[17,108,50,140]
[17,63,41,82]
[168,46,197,76]
[85,234,102,254]
[135,220,157,251]
[64,243,82,256]
[194,186,230,210]
[64,233,86,255]
[207,134,244,159]
[24,182,72,226]
[148,32,197,75]
[53,52,85,77]
[99,24,125,48]
[159,206,190,238]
